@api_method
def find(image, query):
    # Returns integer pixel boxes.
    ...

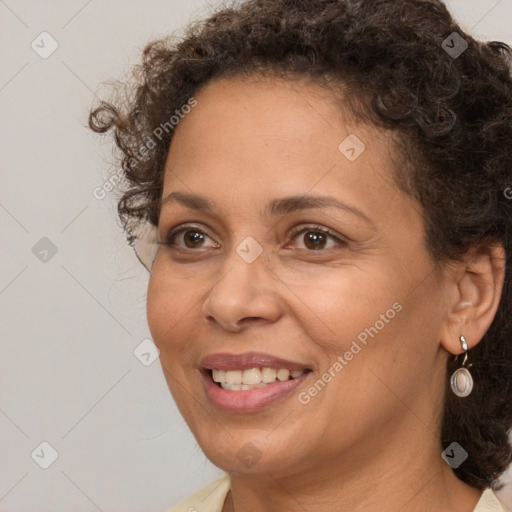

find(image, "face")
[147,76,451,479]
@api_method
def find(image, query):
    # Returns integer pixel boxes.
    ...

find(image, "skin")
[146,76,505,512]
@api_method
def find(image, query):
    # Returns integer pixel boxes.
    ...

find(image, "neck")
[223,414,482,512]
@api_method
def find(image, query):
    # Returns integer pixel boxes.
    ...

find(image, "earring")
[450,335,473,397]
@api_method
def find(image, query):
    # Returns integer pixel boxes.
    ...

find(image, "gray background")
[1,1,511,511]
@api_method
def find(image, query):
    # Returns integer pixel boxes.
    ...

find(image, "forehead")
[162,76,409,222]
[169,75,362,151]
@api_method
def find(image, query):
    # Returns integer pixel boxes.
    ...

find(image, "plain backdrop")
[1,1,512,511]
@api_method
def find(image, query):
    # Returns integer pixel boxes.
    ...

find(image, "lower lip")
[201,370,312,412]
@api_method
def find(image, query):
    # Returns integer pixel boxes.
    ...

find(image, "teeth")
[212,370,225,383]
[277,369,290,381]
[220,382,264,391]
[242,368,261,385]
[220,382,267,390]
[212,367,306,389]
[225,370,242,385]
[261,367,277,383]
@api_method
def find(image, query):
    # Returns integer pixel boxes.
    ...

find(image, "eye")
[159,224,220,250]
[286,224,346,251]
[158,223,346,253]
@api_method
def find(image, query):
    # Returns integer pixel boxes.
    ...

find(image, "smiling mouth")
[207,367,312,390]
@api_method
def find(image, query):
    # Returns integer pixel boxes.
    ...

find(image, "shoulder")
[473,488,504,512]
[167,473,231,512]
[165,477,503,512]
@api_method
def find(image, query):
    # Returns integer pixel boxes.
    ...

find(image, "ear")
[439,243,506,355]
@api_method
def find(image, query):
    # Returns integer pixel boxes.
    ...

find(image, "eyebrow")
[161,191,374,225]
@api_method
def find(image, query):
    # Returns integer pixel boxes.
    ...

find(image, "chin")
[192,427,307,477]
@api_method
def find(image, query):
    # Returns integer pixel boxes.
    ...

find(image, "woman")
[89,0,512,510]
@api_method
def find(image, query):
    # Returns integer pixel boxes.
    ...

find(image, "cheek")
[296,265,398,348]
[146,278,162,344]
[301,262,425,402]
[147,268,170,343]
[146,271,200,412]
[146,269,193,358]
[313,275,441,426]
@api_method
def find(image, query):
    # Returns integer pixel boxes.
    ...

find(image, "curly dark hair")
[89,0,512,491]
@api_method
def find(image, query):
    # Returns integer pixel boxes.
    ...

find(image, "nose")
[201,243,283,332]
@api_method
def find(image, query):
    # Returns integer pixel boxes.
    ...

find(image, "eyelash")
[158,223,346,251]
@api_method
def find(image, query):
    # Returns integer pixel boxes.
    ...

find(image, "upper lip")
[200,351,312,371]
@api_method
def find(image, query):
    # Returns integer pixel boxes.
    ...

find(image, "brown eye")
[160,225,219,250]
[288,225,346,251]
[302,231,329,250]
[182,229,207,248]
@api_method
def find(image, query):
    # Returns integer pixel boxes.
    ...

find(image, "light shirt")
[167,473,504,512]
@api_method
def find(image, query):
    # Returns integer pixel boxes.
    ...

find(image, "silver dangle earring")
[450,335,473,397]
